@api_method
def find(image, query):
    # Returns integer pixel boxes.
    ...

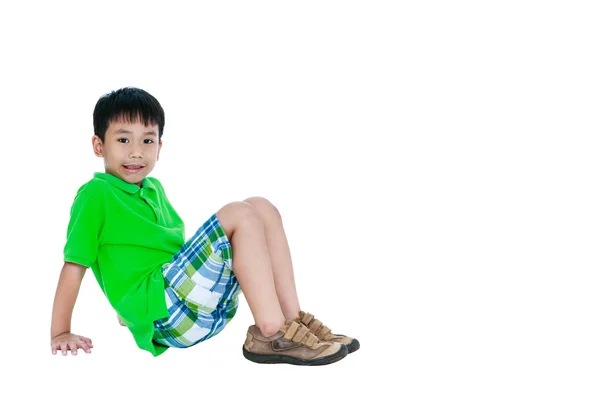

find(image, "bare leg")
[242,197,301,321]
[216,202,285,337]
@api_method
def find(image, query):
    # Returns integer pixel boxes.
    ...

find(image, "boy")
[50,87,359,366]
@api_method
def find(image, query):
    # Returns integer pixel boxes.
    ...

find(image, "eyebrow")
[115,128,158,136]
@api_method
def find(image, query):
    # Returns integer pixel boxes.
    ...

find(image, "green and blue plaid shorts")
[153,214,241,348]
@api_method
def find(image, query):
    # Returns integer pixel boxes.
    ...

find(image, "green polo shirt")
[64,172,185,356]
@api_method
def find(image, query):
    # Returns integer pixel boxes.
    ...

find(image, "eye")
[117,138,129,143]
[144,139,154,144]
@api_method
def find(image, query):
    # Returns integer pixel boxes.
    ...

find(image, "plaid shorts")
[153,214,241,348]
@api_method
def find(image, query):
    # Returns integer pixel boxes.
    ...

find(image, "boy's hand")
[51,332,94,356]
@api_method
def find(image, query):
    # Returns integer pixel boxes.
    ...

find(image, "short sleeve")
[63,188,104,268]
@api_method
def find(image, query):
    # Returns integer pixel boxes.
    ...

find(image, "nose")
[129,143,143,159]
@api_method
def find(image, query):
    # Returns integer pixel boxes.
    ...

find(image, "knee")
[243,196,281,221]
[216,201,263,236]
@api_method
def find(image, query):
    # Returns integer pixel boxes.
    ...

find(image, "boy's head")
[93,87,165,142]
[92,87,164,187]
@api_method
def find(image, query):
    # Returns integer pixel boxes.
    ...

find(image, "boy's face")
[92,120,162,186]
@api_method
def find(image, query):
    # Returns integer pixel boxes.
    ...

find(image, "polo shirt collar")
[94,172,156,194]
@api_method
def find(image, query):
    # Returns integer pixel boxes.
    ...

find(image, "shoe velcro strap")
[304,333,318,348]
[310,319,323,331]
[301,312,335,341]
[283,321,301,341]
[319,326,333,339]
[307,318,332,339]
[301,312,314,325]
[292,325,310,343]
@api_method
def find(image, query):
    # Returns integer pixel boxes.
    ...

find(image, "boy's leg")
[242,197,360,354]
[217,200,348,365]
[216,201,286,337]
[242,196,301,321]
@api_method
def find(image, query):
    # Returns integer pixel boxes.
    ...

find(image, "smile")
[123,165,145,172]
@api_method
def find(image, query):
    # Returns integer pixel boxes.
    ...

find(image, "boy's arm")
[50,262,94,355]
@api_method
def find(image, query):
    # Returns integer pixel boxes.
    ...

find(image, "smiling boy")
[50,87,358,365]
[96,124,161,182]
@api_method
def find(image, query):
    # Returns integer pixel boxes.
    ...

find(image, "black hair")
[93,87,165,142]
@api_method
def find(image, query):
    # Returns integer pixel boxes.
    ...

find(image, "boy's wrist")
[51,327,71,339]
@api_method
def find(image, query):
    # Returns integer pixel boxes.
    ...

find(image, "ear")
[156,140,163,161]
[92,135,104,158]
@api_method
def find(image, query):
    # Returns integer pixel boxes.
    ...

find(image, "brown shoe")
[242,321,348,366]
[297,311,360,353]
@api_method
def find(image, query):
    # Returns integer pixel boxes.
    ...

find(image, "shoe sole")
[242,344,348,366]
[347,339,360,353]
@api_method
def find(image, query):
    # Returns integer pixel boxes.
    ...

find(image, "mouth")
[122,164,145,173]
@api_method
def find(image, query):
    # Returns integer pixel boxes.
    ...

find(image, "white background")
[0,1,598,399]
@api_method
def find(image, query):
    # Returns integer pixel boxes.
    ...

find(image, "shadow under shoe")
[298,311,360,353]
[242,321,348,366]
